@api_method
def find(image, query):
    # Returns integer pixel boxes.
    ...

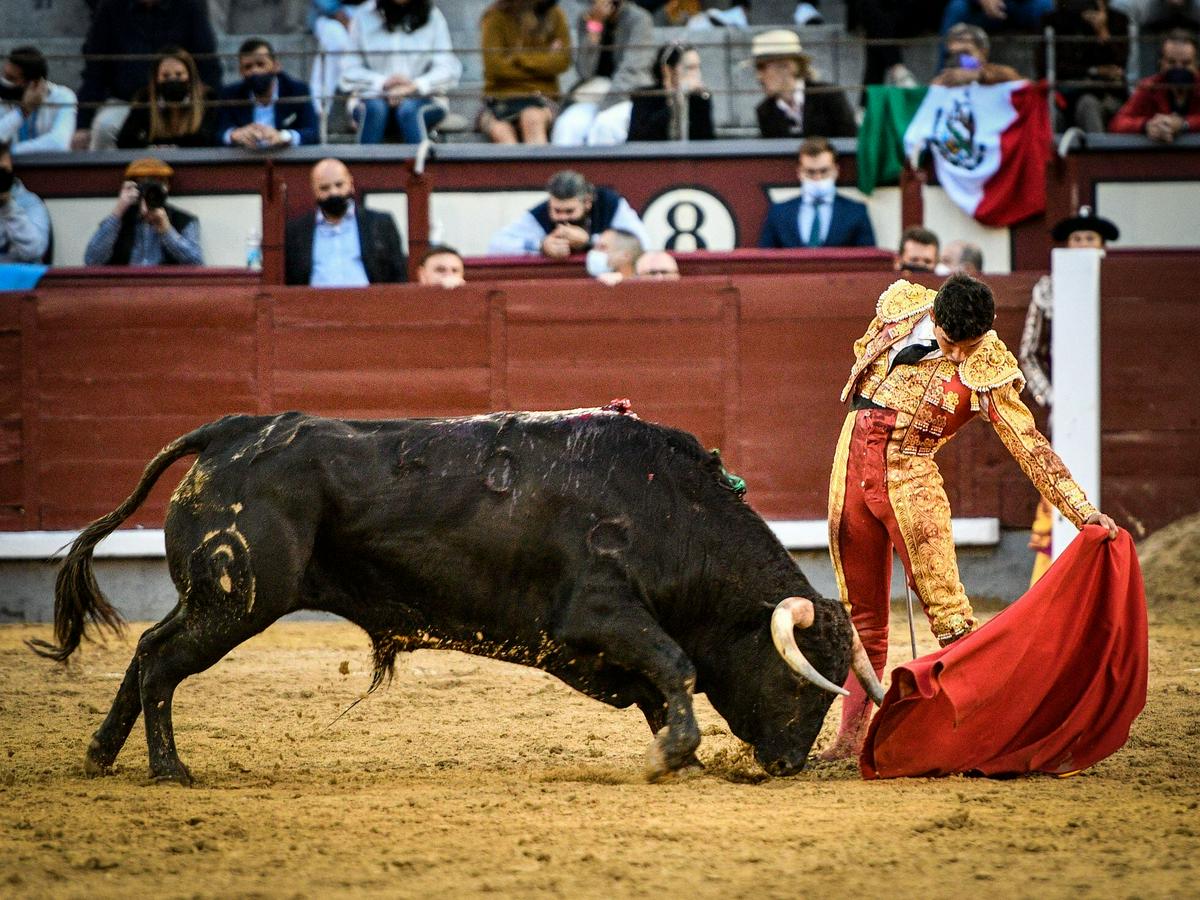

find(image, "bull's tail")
[28,423,220,662]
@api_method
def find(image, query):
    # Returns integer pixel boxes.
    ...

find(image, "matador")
[822,273,1118,759]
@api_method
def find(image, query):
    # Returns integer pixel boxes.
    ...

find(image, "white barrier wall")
[1096,181,1200,248]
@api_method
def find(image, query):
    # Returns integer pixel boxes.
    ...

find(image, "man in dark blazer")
[750,29,857,139]
[218,39,319,148]
[759,136,876,249]
[285,158,406,286]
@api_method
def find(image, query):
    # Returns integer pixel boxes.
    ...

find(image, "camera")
[137,180,168,210]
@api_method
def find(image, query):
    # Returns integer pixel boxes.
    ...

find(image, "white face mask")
[586,248,611,277]
[934,262,952,276]
[802,177,836,201]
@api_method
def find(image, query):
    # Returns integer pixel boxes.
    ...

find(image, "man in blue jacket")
[218,39,319,149]
[759,136,876,249]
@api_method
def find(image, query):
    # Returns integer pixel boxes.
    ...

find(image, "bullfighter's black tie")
[889,339,939,373]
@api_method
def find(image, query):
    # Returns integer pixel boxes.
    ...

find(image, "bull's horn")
[849,624,886,706]
[771,597,849,697]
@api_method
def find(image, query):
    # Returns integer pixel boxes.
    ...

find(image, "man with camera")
[84,157,203,266]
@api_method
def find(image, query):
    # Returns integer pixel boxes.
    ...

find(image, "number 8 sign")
[641,187,738,252]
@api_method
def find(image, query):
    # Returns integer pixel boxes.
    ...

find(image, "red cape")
[860,525,1147,779]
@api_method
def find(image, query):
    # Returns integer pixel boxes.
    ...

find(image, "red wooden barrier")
[2,258,1196,538]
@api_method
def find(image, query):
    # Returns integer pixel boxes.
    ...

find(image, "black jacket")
[756,82,857,139]
[628,91,715,142]
[116,86,219,148]
[216,72,320,146]
[77,0,221,128]
[285,206,407,286]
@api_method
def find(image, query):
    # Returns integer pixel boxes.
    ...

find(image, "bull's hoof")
[84,739,115,778]
[643,728,702,783]
[149,761,194,787]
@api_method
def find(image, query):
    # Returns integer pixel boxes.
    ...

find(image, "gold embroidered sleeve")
[987,382,1099,528]
[852,317,883,363]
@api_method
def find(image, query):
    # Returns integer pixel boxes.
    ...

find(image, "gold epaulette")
[876,279,937,323]
[959,331,1025,392]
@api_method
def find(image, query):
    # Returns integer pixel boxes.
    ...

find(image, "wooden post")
[900,162,925,229]
[406,161,432,283]
[261,160,287,286]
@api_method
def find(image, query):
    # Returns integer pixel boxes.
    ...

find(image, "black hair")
[9,46,48,83]
[419,244,462,266]
[933,272,994,342]
[237,38,275,59]
[653,41,696,88]
[379,0,432,33]
[546,169,593,201]
[899,226,939,253]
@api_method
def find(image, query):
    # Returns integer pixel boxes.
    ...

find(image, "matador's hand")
[1085,512,1119,541]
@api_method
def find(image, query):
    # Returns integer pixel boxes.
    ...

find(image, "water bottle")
[245,227,263,271]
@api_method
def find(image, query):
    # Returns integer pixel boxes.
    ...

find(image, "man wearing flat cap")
[750,29,856,139]
[83,157,203,266]
[1019,206,1119,585]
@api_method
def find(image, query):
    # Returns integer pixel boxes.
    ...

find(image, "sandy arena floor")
[1,605,1197,899]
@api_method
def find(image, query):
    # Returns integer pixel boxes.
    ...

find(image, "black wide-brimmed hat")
[1051,206,1119,243]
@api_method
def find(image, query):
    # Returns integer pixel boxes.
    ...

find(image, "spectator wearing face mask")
[285,157,406,286]
[932,24,1022,86]
[0,46,78,155]
[939,239,984,275]
[588,227,643,285]
[83,156,203,266]
[217,39,319,148]
[894,226,940,275]
[1110,29,1200,140]
[759,137,876,249]
[0,144,51,263]
[416,244,465,288]
[117,46,217,148]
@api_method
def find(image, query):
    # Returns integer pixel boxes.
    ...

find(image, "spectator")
[0,145,51,263]
[857,0,943,89]
[627,41,714,141]
[218,39,319,148]
[1110,29,1200,140]
[478,0,572,145]
[341,0,462,145]
[83,157,203,266]
[1110,0,1200,33]
[1039,0,1130,132]
[487,169,650,257]
[894,226,940,274]
[939,239,984,274]
[750,30,856,140]
[116,47,217,149]
[940,0,1055,53]
[759,137,876,248]
[932,24,1023,86]
[589,227,643,284]
[417,244,465,287]
[0,46,77,155]
[551,0,655,146]
[285,157,406,286]
[309,0,366,117]
[74,0,221,151]
[634,249,679,279]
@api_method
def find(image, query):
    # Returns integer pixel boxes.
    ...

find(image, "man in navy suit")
[217,39,318,149]
[759,136,876,249]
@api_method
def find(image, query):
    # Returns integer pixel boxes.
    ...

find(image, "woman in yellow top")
[478,0,571,144]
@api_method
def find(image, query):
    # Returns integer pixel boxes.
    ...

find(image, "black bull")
[32,407,878,784]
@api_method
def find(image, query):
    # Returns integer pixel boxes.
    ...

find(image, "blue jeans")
[938,0,1055,66]
[357,96,446,144]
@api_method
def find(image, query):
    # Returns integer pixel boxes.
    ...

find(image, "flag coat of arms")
[902,81,1052,227]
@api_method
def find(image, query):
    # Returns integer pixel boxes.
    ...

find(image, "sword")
[904,580,918,660]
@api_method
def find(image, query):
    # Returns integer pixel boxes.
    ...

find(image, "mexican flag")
[857,82,1052,227]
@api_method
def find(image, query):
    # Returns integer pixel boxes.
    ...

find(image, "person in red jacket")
[1109,29,1200,141]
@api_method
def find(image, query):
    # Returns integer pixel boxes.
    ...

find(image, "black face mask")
[1163,66,1196,87]
[0,78,23,102]
[246,72,275,96]
[0,168,14,195]
[318,193,351,219]
[158,80,190,102]
[902,263,936,275]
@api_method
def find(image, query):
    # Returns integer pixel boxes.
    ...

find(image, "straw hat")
[749,29,810,65]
